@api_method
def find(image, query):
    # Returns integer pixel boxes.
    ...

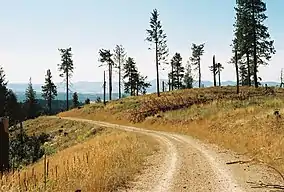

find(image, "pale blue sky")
[0,0,283,84]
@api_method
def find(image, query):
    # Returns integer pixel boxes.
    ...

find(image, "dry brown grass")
[59,86,284,174]
[1,117,158,191]
[22,116,105,154]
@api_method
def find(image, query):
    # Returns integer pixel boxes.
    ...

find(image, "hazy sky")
[0,0,283,84]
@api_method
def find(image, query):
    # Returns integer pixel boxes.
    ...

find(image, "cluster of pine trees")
[98,45,151,102]
[231,0,275,90]
[145,0,275,96]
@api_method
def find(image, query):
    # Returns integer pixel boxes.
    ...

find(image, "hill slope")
[59,86,284,182]
[2,117,158,192]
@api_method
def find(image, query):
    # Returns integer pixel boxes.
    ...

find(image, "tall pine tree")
[183,61,194,89]
[234,0,275,87]
[99,49,114,100]
[190,43,205,88]
[146,9,169,97]
[24,78,38,119]
[113,45,126,99]
[0,66,8,117]
[72,92,79,108]
[168,53,184,90]
[58,47,74,110]
[42,69,57,115]
[123,57,138,96]
[209,55,217,87]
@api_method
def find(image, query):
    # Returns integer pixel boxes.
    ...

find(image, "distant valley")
[8,79,280,102]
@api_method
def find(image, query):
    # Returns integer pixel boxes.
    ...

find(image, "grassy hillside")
[2,117,158,192]
[59,86,284,174]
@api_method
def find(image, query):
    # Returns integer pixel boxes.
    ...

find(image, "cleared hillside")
[59,86,284,176]
[1,117,158,192]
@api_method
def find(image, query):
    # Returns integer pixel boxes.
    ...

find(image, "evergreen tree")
[113,45,126,99]
[6,90,22,126]
[99,49,114,100]
[136,73,151,95]
[41,69,57,115]
[58,47,74,110]
[0,66,8,117]
[216,63,224,86]
[146,9,169,97]
[85,98,90,105]
[209,55,217,87]
[25,78,39,119]
[190,43,205,88]
[239,63,249,86]
[168,53,184,90]
[123,57,138,96]
[183,61,194,89]
[72,92,79,108]
[234,0,275,87]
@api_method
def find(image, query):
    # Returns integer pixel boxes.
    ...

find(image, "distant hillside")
[13,92,119,102]
[8,79,280,101]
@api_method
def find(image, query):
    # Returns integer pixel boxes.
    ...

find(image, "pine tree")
[183,61,194,89]
[99,49,114,100]
[234,0,275,87]
[209,55,217,87]
[41,69,57,115]
[238,62,249,86]
[25,78,38,119]
[146,9,169,97]
[216,63,224,86]
[6,90,22,126]
[190,43,205,88]
[72,92,79,108]
[168,53,184,90]
[0,66,8,117]
[85,98,90,105]
[58,47,74,110]
[123,57,138,96]
[136,73,151,95]
[113,45,126,99]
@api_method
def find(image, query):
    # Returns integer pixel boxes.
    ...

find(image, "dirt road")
[59,117,283,192]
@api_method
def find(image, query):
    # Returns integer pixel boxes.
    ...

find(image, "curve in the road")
[57,117,280,192]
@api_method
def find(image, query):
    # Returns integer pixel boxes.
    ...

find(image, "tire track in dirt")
[57,117,282,192]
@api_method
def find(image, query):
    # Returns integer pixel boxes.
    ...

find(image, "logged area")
[1,117,158,192]
[60,86,284,182]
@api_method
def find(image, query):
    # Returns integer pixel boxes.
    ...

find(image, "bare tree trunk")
[235,49,240,94]
[252,0,258,88]
[136,80,139,96]
[246,52,251,86]
[162,81,165,92]
[280,69,284,88]
[103,71,106,105]
[198,59,201,88]
[155,42,160,96]
[171,60,174,91]
[177,66,180,89]
[118,60,121,99]
[218,68,221,86]
[213,55,216,86]
[66,69,69,110]
[109,63,112,100]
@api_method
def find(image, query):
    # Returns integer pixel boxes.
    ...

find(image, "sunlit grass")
[2,117,158,192]
[59,86,284,174]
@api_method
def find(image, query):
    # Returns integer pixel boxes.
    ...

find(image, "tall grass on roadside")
[1,130,158,192]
